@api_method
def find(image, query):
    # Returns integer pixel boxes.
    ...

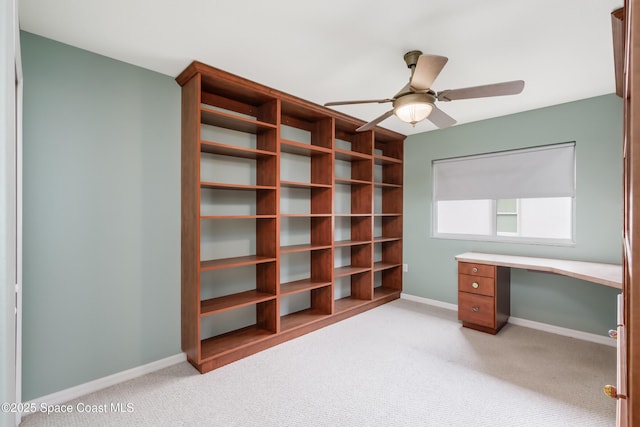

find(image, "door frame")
[624,0,640,425]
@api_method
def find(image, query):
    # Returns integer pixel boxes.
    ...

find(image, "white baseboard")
[401,292,458,311]
[400,292,615,347]
[506,317,615,347]
[26,353,186,411]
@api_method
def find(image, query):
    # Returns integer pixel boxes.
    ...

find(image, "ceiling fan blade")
[437,80,525,101]
[356,110,394,132]
[410,54,448,91]
[427,104,457,129]
[324,98,393,107]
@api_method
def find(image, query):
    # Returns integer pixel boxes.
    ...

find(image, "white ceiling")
[19,0,623,135]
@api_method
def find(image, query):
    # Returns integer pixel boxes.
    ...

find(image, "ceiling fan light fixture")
[393,93,435,125]
[395,103,432,125]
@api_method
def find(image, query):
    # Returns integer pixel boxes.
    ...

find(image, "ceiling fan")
[324,50,525,132]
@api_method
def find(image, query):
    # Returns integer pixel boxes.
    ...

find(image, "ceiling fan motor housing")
[403,50,423,69]
[394,92,435,108]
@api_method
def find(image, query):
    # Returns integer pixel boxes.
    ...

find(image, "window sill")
[432,233,576,247]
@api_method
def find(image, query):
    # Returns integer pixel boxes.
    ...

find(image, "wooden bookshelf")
[177,60,404,374]
[373,134,403,295]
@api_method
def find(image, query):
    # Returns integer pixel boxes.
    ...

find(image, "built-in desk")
[454,252,622,334]
[455,252,622,288]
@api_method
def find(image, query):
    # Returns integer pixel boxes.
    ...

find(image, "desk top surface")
[455,252,622,289]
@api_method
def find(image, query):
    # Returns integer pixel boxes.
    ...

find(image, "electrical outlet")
[403,263,408,273]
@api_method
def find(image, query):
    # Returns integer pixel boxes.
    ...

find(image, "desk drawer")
[458,262,495,278]
[459,274,495,297]
[458,292,495,329]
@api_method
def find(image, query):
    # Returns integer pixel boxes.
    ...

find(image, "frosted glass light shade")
[392,93,435,125]
[394,102,433,124]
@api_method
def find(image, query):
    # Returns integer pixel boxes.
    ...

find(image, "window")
[496,199,518,235]
[433,143,575,245]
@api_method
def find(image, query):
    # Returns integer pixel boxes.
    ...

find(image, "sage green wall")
[403,94,623,336]
[21,32,181,400]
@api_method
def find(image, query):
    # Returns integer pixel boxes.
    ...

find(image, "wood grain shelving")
[200,290,276,316]
[335,177,371,185]
[200,325,274,361]
[334,266,371,277]
[334,239,370,247]
[373,236,402,243]
[334,296,369,313]
[200,141,276,158]
[280,308,331,332]
[280,139,332,156]
[178,60,404,374]
[374,182,402,188]
[335,147,373,161]
[200,107,277,133]
[280,181,332,189]
[200,255,276,271]
[374,153,403,165]
[280,243,332,253]
[373,262,401,272]
[280,278,332,296]
[200,182,275,191]
[201,215,277,220]
[280,213,332,218]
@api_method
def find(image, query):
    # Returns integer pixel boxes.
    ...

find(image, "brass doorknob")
[603,385,625,399]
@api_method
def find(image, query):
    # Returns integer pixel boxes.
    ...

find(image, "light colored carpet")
[21,299,616,426]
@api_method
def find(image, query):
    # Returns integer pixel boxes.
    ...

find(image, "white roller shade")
[433,142,575,201]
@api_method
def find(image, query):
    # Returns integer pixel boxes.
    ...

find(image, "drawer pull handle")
[471,306,479,312]
[472,282,479,289]
[608,329,618,339]
[472,267,478,273]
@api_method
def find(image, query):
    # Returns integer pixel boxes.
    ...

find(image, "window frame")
[431,142,577,247]
[432,197,576,246]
